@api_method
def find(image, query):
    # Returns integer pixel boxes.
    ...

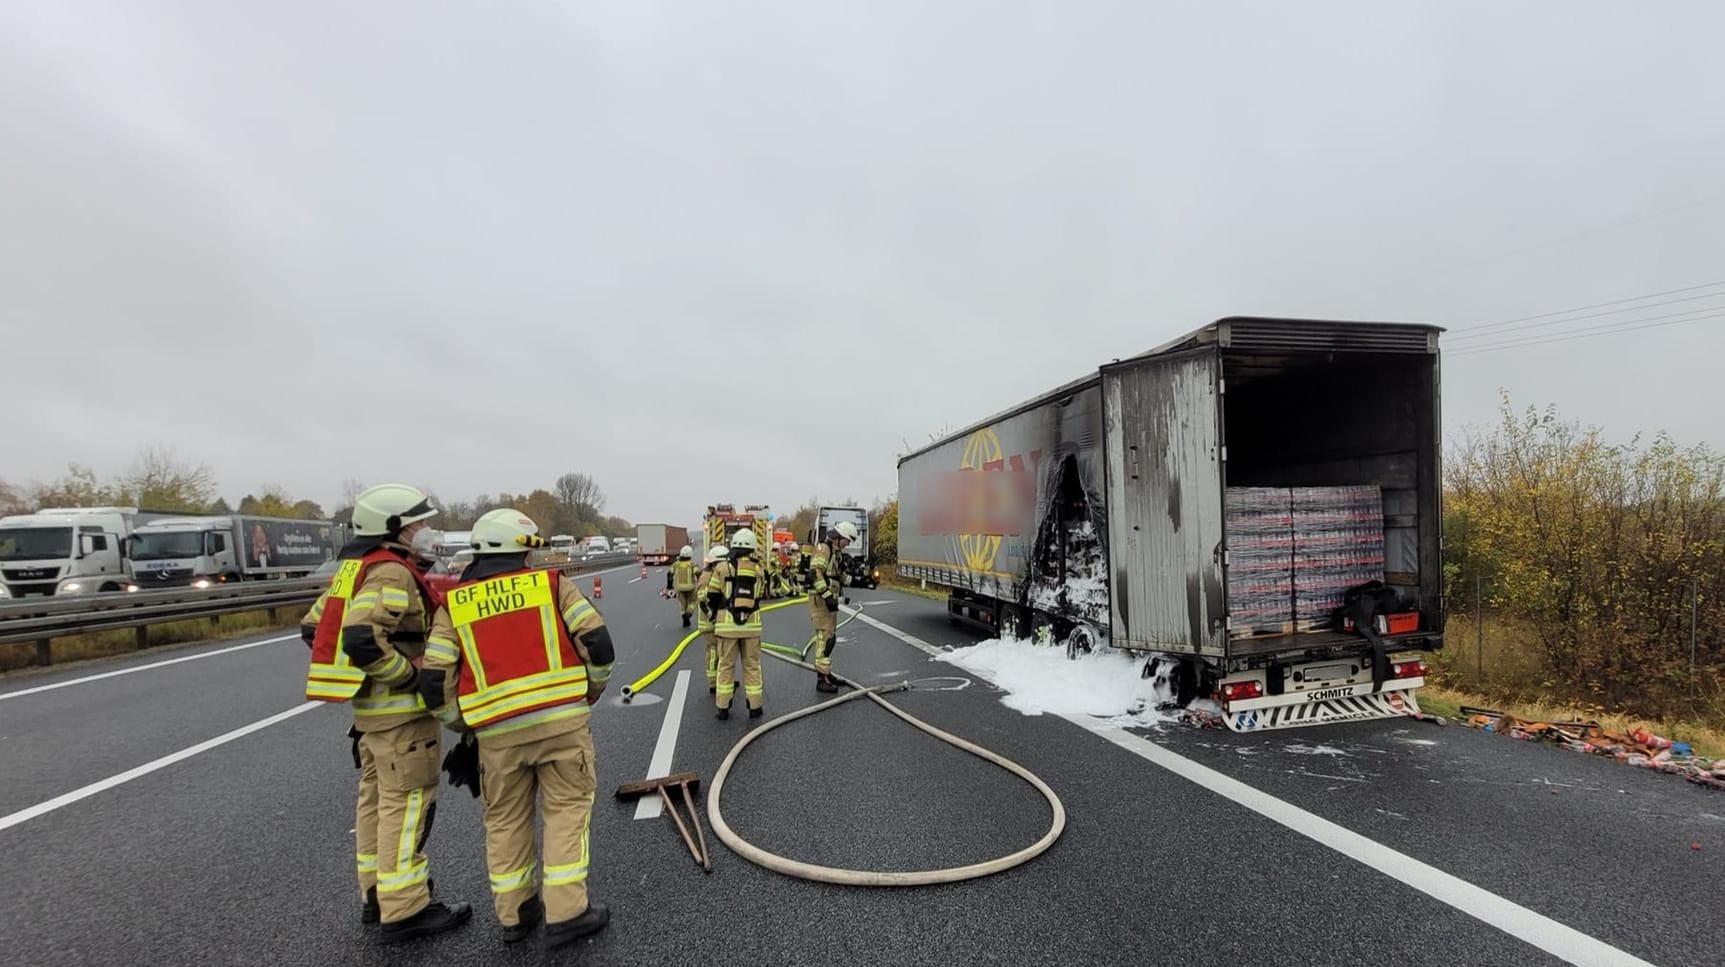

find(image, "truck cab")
[0,508,141,598]
[817,506,876,588]
[125,517,241,590]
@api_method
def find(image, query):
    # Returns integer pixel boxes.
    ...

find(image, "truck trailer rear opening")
[896,318,1444,732]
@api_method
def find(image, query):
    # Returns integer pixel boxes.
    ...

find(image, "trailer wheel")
[1066,623,1102,660]
[1170,658,1199,708]
[998,604,1027,641]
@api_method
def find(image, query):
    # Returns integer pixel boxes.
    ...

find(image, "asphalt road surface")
[0,564,1716,966]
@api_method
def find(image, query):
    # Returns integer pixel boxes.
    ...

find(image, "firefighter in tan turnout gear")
[708,529,765,719]
[665,544,699,627]
[696,545,727,694]
[419,509,616,949]
[300,483,472,942]
[808,520,858,693]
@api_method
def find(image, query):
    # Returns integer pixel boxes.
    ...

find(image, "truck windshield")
[131,532,205,560]
[0,527,73,561]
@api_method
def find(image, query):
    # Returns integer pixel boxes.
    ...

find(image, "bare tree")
[554,472,605,521]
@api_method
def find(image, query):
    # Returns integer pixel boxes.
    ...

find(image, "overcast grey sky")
[4,1,1723,524]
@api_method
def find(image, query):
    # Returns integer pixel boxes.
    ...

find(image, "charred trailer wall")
[897,384,1107,621]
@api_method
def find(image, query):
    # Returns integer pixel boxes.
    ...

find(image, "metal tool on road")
[615,772,711,873]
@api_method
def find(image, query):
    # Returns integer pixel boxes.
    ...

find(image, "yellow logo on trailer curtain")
[958,429,1003,572]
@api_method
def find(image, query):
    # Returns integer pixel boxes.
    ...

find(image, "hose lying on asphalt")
[620,597,809,702]
[705,646,1067,887]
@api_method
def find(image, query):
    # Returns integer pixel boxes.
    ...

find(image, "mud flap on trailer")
[1224,688,1422,733]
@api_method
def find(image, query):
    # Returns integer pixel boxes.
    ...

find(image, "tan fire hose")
[705,647,1067,886]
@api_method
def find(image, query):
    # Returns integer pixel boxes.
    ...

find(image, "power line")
[1447,288,1725,342]
[1449,312,1724,357]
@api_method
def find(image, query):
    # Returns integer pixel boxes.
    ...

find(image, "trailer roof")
[897,317,1443,466]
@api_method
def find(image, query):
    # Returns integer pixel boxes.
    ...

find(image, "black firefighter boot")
[748,704,764,719]
[545,903,611,949]
[361,886,379,925]
[715,698,731,720]
[815,672,839,693]
[499,894,544,945]
[682,612,692,628]
[378,899,473,944]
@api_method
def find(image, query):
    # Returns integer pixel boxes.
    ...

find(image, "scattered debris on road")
[1462,707,1725,791]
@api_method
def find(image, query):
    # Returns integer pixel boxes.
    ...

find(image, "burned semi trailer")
[897,318,1444,732]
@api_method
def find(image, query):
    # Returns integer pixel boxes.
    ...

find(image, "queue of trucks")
[0,508,342,598]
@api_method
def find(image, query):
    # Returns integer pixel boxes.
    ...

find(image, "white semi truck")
[124,515,340,590]
[0,507,168,598]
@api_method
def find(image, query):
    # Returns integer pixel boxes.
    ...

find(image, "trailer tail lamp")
[1220,680,1263,702]
[1392,660,1426,680]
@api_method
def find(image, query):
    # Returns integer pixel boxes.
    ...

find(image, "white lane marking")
[850,609,1657,967]
[1075,721,1654,967]
[0,701,322,832]
[628,577,644,584]
[845,607,942,658]
[0,634,299,702]
[634,670,690,820]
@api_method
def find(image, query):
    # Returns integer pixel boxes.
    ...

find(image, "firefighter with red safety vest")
[419,509,616,949]
[300,483,472,942]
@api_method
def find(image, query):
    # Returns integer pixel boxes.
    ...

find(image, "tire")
[1066,622,1102,660]
[998,604,1028,641]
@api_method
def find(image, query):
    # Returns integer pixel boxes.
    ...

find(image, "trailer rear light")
[1391,659,1425,679]
[1220,680,1263,701]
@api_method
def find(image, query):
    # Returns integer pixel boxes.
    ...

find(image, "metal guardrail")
[0,552,640,666]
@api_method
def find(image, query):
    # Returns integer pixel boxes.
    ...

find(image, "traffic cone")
[593,576,603,599]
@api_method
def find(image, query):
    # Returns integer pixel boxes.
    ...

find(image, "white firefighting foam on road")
[935,636,1174,728]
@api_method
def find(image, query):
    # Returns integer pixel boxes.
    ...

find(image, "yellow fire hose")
[620,597,810,702]
[705,647,1067,886]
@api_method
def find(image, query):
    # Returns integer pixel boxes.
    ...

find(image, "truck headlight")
[192,578,213,589]
[0,583,10,599]
[59,582,88,594]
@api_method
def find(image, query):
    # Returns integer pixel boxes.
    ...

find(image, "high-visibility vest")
[695,566,716,632]
[305,548,421,702]
[447,567,589,730]
[715,555,763,637]
[672,559,697,592]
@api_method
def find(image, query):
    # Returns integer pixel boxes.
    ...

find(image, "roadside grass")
[876,565,947,602]
[0,610,292,675]
[1425,613,1725,761]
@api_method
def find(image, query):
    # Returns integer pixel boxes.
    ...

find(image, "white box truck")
[124,515,340,590]
[636,524,690,565]
[0,507,168,598]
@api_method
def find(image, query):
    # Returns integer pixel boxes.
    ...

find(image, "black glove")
[346,725,362,770]
[823,595,839,613]
[731,608,754,625]
[442,733,481,798]
[301,623,317,649]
